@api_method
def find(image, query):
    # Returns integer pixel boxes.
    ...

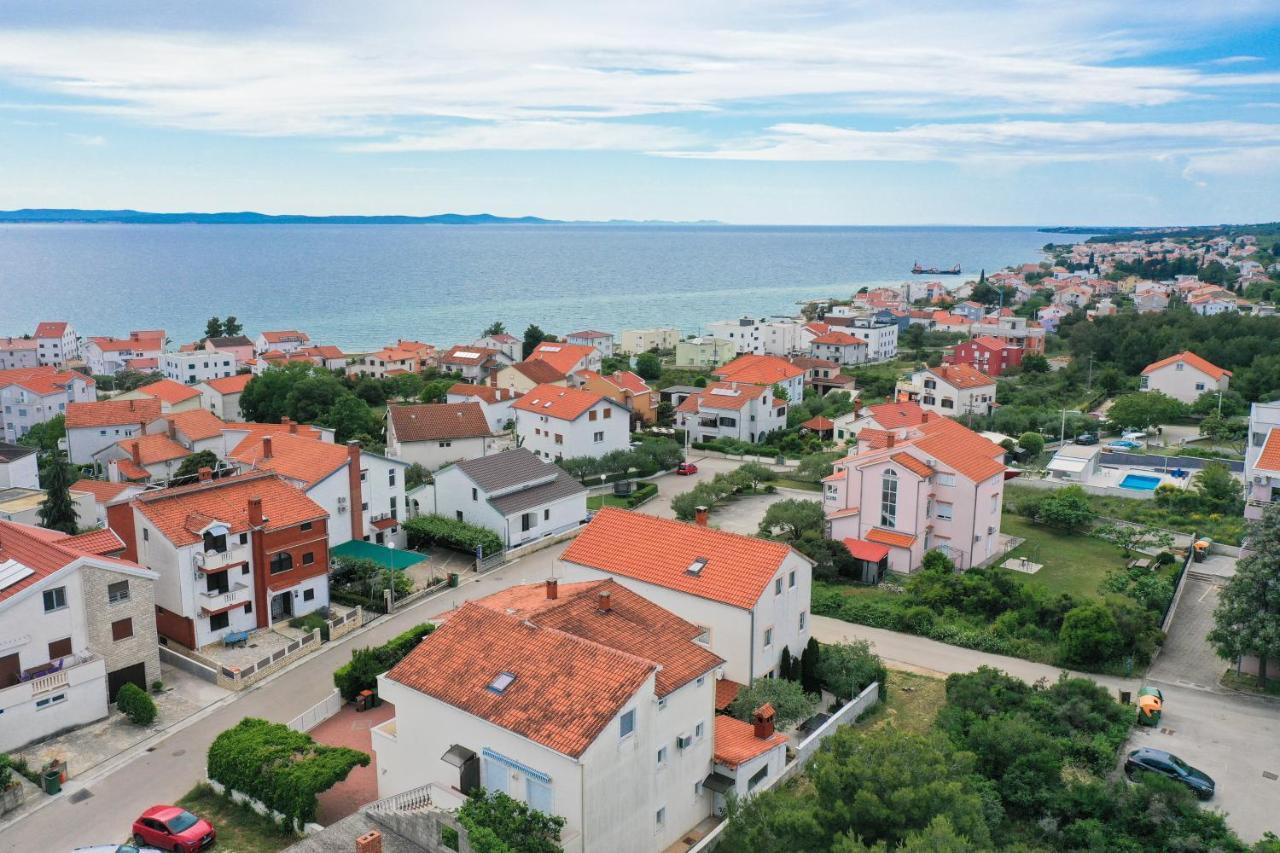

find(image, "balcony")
[194,543,249,573]
[199,582,253,615]
[0,653,104,703]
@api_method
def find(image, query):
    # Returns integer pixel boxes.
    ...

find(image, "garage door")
[107,661,147,702]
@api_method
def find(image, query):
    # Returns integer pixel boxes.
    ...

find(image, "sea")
[0,224,1065,351]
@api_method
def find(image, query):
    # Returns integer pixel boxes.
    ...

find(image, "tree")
[1195,461,1243,511]
[421,377,456,403]
[1096,366,1124,396]
[728,678,818,728]
[635,351,662,381]
[353,377,387,407]
[758,499,824,542]
[286,373,346,423]
[734,462,777,493]
[800,637,822,694]
[1209,504,1280,687]
[771,383,789,403]
[116,682,157,726]
[405,462,429,491]
[1059,603,1123,666]
[1033,485,1095,532]
[1192,388,1246,418]
[521,324,548,359]
[795,451,839,482]
[222,316,244,337]
[778,646,795,681]
[482,321,506,337]
[457,789,565,853]
[320,394,381,444]
[815,640,886,701]
[203,317,224,340]
[1016,431,1044,457]
[19,414,65,461]
[1094,524,1173,558]
[37,457,79,534]
[655,400,674,426]
[1106,391,1186,430]
[174,449,220,480]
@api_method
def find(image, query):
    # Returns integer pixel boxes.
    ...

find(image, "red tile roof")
[202,373,254,394]
[116,459,150,481]
[527,342,597,375]
[568,330,612,339]
[135,378,202,405]
[260,330,309,344]
[866,528,917,548]
[970,336,1019,351]
[715,678,744,711]
[1256,428,1280,474]
[448,383,519,404]
[890,452,935,478]
[914,418,1006,483]
[683,382,769,413]
[440,345,500,367]
[164,409,227,441]
[843,538,890,562]
[66,398,161,429]
[714,354,804,386]
[388,403,492,442]
[512,384,609,421]
[608,371,650,395]
[0,519,142,603]
[88,335,163,353]
[117,434,189,465]
[61,528,126,556]
[859,428,896,449]
[714,715,787,769]
[132,471,327,547]
[370,517,399,531]
[926,363,995,390]
[562,507,794,610]
[865,401,926,429]
[386,602,655,758]
[71,479,135,504]
[802,416,834,431]
[0,367,93,396]
[508,360,567,384]
[34,322,68,338]
[811,331,868,346]
[229,432,348,487]
[1141,351,1232,380]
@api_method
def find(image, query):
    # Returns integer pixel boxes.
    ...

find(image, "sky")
[0,0,1278,225]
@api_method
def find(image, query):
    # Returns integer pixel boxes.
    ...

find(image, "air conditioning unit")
[676,734,693,750]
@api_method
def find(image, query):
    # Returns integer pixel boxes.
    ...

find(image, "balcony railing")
[199,582,252,613]
[1247,498,1275,509]
[1,653,102,701]
[194,543,248,572]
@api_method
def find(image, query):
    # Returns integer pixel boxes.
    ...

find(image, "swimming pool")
[1119,473,1162,491]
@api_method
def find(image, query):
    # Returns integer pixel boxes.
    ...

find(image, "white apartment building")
[195,373,254,421]
[1245,401,1280,522]
[896,363,997,418]
[64,398,162,465]
[619,328,680,355]
[0,367,98,444]
[564,331,616,359]
[254,330,310,355]
[0,338,39,371]
[84,331,166,376]
[809,331,870,366]
[512,384,630,461]
[1139,351,1231,404]
[674,382,787,444]
[845,317,898,362]
[712,355,806,403]
[674,337,737,369]
[446,384,520,433]
[161,350,238,385]
[706,317,806,357]
[33,322,80,368]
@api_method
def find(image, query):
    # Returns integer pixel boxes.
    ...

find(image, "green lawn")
[176,784,297,853]
[996,515,1130,601]
[773,478,822,492]
[586,494,632,509]
[862,670,946,735]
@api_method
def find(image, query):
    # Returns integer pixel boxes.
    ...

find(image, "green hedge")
[404,515,503,557]
[207,718,369,827]
[116,682,157,726]
[333,622,435,700]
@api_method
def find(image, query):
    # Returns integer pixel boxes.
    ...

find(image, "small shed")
[842,537,890,585]
[1046,443,1102,482]
[801,416,835,439]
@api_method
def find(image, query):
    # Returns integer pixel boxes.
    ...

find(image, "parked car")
[1105,440,1142,451]
[1121,431,1148,443]
[1124,747,1215,799]
[132,805,216,852]
[75,846,164,853]
[675,462,698,475]
[1074,433,1099,445]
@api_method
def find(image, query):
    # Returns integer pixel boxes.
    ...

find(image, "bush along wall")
[404,515,503,557]
[333,622,435,701]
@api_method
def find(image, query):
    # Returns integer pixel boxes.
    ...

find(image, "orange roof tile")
[61,528,126,556]
[865,401,926,429]
[890,452,935,478]
[66,398,161,429]
[1140,351,1232,380]
[1256,428,1280,474]
[562,507,794,610]
[866,528,917,548]
[512,384,609,421]
[714,354,805,386]
[688,382,769,412]
[440,345,500,367]
[0,366,93,397]
[164,409,227,441]
[115,459,150,481]
[828,506,861,521]
[914,418,1007,483]
[260,330,309,344]
[229,432,348,487]
[117,434,189,465]
[0,519,143,602]
[132,471,327,547]
[859,428,896,449]
[71,479,135,504]
[448,383,519,404]
[811,331,868,346]
[34,322,68,338]
[927,363,994,389]
[135,378,202,405]
[386,602,655,758]
[843,538,889,562]
[715,679,744,711]
[508,360,567,384]
[802,416,834,431]
[608,371,650,395]
[527,342,597,375]
[714,715,787,769]
[202,373,254,394]
[389,403,492,442]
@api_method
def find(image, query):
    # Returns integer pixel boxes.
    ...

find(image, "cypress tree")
[38,457,79,534]
[800,637,822,694]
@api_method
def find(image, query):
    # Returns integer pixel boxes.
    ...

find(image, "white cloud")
[66,132,105,145]
[346,120,697,153]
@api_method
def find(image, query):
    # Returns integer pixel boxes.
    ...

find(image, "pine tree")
[800,637,822,694]
[779,646,795,681]
[223,316,244,337]
[38,457,79,534]
[204,317,224,340]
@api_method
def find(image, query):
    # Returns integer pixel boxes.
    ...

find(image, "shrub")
[404,515,503,557]
[0,755,12,790]
[116,682,157,726]
[728,678,819,728]
[815,639,887,701]
[458,789,565,853]
[1059,604,1122,666]
[333,622,434,700]
[207,718,369,826]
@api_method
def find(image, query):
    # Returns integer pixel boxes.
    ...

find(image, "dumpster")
[1193,540,1211,563]
[448,572,460,588]
[1136,685,1163,727]
[41,768,61,795]
[356,689,374,712]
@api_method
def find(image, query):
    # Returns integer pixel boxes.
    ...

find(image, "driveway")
[1147,575,1227,693]
[640,454,809,534]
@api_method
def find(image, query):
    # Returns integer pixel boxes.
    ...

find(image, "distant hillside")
[0,209,563,225]
[1041,222,1280,245]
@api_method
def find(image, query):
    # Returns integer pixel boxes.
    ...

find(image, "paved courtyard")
[1148,575,1228,692]
[311,700,396,825]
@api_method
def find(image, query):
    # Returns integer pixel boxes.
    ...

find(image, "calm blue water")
[0,224,1060,351]
[1119,474,1162,491]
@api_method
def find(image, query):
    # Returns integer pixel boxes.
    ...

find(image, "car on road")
[675,462,698,475]
[131,805,216,852]
[1105,439,1142,451]
[75,846,165,853]
[1124,747,1215,799]
[1074,433,1099,445]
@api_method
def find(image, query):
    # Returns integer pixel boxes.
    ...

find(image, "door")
[271,591,293,621]
[107,661,147,702]
[0,652,19,688]
[459,754,480,795]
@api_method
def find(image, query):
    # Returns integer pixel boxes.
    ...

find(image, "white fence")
[287,688,343,733]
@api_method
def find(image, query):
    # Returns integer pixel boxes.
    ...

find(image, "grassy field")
[995,515,1131,601]
[774,478,822,492]
[862,669,946,735]
[176,784,298,853]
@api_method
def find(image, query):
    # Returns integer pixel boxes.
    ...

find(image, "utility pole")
[1086,355,1094,391]
[1217,390,1224,417]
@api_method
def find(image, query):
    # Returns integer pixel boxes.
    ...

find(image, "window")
[620,709,636,738]
[269,552,293,574]
[35,693,66,710]
[360,469,368,481]
[656,807,666,828]
[526,777,553,814]
[142,528,149,541]
[210,612,230,631]
[239,532,248,545]
[43,586,67,612]
[389,469,396,486]
[1195,382,1205,391]
[936,502,953,521]
[880,469,898,527]
[107,580,130,603]
[695,721,705,740]
[593,431,604,443]
[764,627,773,647]
[300,521,312,531]
[799,611,807,630]
[748,765,769,791]
[789,570,796,588]
[936,472,955,487]
[48,637,72,660]
[487,671,516,694]
[521,512,536,532]
[472,487,478,501]
[302,552,315,565]
[438,440,452,448]
[657,746,667,767]
[589,410,598,421]
[774,578,783,595]
[554,433,564,445]
[456,510,464,522]
[111,618,134,641]
[303,588,315,601]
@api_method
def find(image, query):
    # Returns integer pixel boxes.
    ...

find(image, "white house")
[1245,401,1280,522]
[895,363,997,418]
[473,333,521,362]
[70,479,145,528]
[712,354,806,403]
[160,350,238,385]
[385,402,494,470]
[93,433,191,484]
[195,373,254,421]
[65,398,162,466]
[0,367,97,444]
[117,377,204,414]
[0,338,39,371]
[674,382,787,444]
[512,384,630,461]
[1047,443,1103,483]
[254,330,310,355]
[845,317,898,362]
[1139,351,1231,404]
[565,331,616,359]
[559,507,813,685]
[619,328,680,355]
[0,443,38,489]
[706,317,806,357]
[33,321,80,368]
[374,579,729,853]
[809,330,869,366]
[526,342,603,377]
[446,383,520,433]
[0,519,160,752]
[439,345,508,383]
[84,331,166,376]
[421,448,587,548]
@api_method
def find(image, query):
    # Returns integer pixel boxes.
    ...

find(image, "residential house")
[831,399,928,445]
[559,506,813,684]
[513,384,630,461]
[254,330,310,355]
[565,331,616,358]
[1036,305,1071,332]
[347,346,423,380]
[952,301,987,322]
[373,579,727,853]
[0,443,38,489]
[1046,444,1103,483]
[0,519,160,752]
[145,409,229,460]
[118,377,204,413]
[1245,401,1280,522]
[420,448,587,548]
[659,386,702,409]
[65,399,161,465]
[896,364,996,418]
[809,330,869,366]
[94,433,191,484]
[1188,290,1239,316]
[33,321,80,367]
[526,342,602,377]
[446,383,520,433]
[0,367,96,444]
[712,354,805,403]
[790,356,855,397]
[845,317,899,362]
[928,311,973,335]
[675,337,737,369]
[495,360,568,395]
[474,333,521,362]
[944,336,1024,377]
[619,328,680,355]
[969,313,1045,354]
[440,346,508,384]
[1139,351,1231,404]
[0,337,39,371]
[84,330,166,376]
[199,336,256,364]
[386,403,494,470]
[71,479,144,528]
[823,416,1007,573]
[159,350,238,385]
[285,345,348,372]
[108,471,330,648]
[578,370,658,424]
[706,317,806,357]
[195,373,254,421]
[675,382,787,445]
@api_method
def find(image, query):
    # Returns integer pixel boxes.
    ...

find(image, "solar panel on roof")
[0,559,35,591]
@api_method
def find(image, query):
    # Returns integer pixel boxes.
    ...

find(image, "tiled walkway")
[311,699,396,825]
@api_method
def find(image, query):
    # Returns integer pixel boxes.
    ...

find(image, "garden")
[586,481,657,510]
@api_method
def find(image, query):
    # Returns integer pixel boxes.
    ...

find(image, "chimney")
[167,420,177,439]
[262,436,273,459]
[545,579,559,600]
[128,399,136,412]
[130,441,142,466]
[248,496,264,527]
[198,466,213,482]
[921,411,931,423]
[289,420,298,435]
[348,441,364,542]
[355,830,382,853]
[753,703,776,739]
[694,506,709,527]
[885,433,895,448]
[597,589,612,613]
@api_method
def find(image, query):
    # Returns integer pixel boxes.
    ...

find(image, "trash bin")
[41,768,61,795]
[1136,685,1163,727]
[356,689,374,712]
[448,572,460,588]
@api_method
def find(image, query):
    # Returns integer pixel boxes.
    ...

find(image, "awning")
[843,538,890,563]
[330,539,427,571]
[703,772,735,794]
[441,744,476,768]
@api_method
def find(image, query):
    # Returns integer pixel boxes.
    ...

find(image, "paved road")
[811,616,1280,843]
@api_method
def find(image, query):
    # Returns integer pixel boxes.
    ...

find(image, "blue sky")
[0,0,1277,225]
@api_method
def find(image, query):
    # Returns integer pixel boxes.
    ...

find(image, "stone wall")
[80,565,161,690]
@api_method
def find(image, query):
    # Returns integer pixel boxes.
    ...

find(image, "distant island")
[1041,222,1280,244]
[0,208,722,226]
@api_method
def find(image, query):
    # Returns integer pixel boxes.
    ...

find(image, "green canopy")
[329,539,427,571]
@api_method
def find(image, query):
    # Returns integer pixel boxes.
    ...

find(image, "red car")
[132,805,215,852]
[675,462,698,476]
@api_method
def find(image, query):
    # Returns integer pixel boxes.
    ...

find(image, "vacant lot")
[996,514,1133,601]
[176,784,297,853]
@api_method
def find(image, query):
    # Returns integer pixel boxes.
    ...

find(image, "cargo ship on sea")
[911,261,962,275]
